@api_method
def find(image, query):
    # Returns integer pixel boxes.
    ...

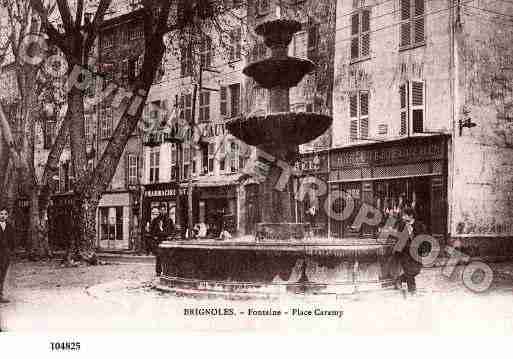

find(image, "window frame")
[349,90,370,142]
[399,0,425,50]
[199,90,210,123]
[149,147,160,183]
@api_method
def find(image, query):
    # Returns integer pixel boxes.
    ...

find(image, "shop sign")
[144,183,178,198]
[332,139,445,169]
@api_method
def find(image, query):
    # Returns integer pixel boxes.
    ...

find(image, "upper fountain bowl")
[255,19,302,49]
[243,57,315,89]
[226,112,332,148]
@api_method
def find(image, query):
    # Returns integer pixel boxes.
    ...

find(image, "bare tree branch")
[30,0,71,55]
[83,0,113,53]
[56,0,75,34]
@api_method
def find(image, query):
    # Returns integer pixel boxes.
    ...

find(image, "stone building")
[321,0,513,256]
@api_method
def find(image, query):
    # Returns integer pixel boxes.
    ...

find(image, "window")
[129,25,143,40]
[100,106,113,139]
[400,0,425,49]
[399,80,425,135]
[179,93,193,123]
[208,142,215,173]
[229,28,241,61]
[229,141,239,172]
[102,33,113,49]
[220,86,228,116]
[349,91,369,142]
[149,147,160,183]
[219,140,226,172]
[84,114,93,144]
[255,0,270,15]
[200,36,212,69]
[252,40,267,61]
[181,46,193,76]
[199,91,210,123]
[170,144,178,180]
[307,22,320,60]
[127,153,138,185]
[183,145,190,179]
[43,119,56,149]
[350,9,370,61]
[229,83,240,117]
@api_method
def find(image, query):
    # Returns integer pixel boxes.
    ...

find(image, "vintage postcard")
[1,0,513,347]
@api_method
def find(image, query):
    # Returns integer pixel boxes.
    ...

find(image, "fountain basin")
[158,240,396,298]
[243,57,315,88]
[226,112,332,147]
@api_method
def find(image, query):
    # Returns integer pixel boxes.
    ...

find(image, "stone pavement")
[1,258,513,333]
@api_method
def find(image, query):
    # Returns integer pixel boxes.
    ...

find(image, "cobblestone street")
[1,258,513,333]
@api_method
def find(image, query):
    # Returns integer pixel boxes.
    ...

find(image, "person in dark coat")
[0,207,16,303]
[395,207,428,294]
[150,207,168,276]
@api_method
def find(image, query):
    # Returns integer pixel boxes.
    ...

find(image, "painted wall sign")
[331,138,446,169]
[144,183,178,198]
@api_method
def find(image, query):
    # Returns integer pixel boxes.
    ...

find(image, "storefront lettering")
[334,142,443,168]
[145,188,177,197]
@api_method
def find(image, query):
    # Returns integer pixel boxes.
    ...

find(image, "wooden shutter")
[399,83,408,135]
[359,92,369,139]
[400,0,411,47]
[350,13,359,60]
[220,86,227,116]
[361,10,370,57]
[124,153,129,187]
[349,93,358,141]
[414,0,425,44]
[411,81,424,133]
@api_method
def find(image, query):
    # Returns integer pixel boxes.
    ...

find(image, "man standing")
[395,207,427,294]
[150,207,167,276]
[0,208,15,303]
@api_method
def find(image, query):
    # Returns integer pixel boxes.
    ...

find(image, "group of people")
[145,206,176,276]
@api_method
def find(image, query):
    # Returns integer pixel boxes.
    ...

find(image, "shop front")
[329,135,449,240]
[142,182,181,235]
[194,183,238,238]
[97,191,133,250]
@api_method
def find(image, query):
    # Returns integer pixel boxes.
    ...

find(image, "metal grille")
[373,162,431,178]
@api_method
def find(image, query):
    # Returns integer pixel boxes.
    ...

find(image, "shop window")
[99,207,124,242]
[350,9,370,62]
[149,147,160,183]
[199,91,210,123]
[399,80,425,135]
[400,0,425,49]
[349,91,369,142]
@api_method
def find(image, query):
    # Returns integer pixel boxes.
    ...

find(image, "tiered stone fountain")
[158,18,395,298]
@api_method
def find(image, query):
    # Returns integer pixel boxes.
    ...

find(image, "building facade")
[313,0,513,256]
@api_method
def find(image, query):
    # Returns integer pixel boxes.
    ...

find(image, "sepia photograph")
[0,0,512,347]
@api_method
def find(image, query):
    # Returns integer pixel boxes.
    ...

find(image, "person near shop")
[218,226,232,241]
[394,206,428,294]
[150,208,166,276]
[0,207,16,304]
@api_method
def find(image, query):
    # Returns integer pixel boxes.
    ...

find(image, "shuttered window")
[126,153,138,186]
[350,9,371,61]
[400,0,425,49]
[399,80,425,135]
[220,86,228,116]
[199,91,210,123]
[349,91,370,142]
[149,147,160,183]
